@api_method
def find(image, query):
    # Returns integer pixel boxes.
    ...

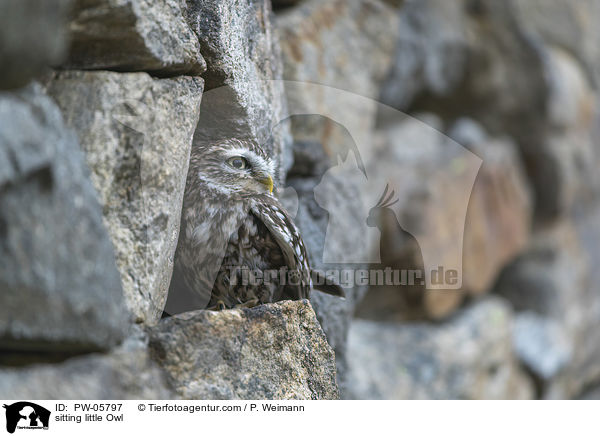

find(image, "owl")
[169,138,344,312]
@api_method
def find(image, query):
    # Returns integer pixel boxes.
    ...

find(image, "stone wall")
[1,0,599,400]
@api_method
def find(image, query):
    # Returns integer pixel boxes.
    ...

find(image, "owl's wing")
[250,196,345,299]
[250,197,311,299]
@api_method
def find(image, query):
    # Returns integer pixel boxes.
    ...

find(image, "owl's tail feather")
[311,270,345,298]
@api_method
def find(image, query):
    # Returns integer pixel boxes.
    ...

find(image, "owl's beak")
[257,175,274,194]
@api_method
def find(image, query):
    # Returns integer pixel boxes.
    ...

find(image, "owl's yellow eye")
[227,156,249,170]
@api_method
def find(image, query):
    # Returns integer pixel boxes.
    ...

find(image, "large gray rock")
[512,312,572,382]
[64,0,206,76]
[0,0,71,89]
[148,300,339,399]
[513,0,600,88]
[495,222,587,319]
[187,0,291,180]
[346,298,534,399]
[0,329,172,399]
[534,48,600,218]
[495,210,600,398]
[380,0,468,109]
[45,71,204,325]
[0,83,127,352]
[384,0,549,139]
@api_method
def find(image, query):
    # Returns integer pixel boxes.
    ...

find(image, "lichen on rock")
[148,300,339,400]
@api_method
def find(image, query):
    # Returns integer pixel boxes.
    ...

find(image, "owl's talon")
[234,299,260,309]
[208,300,227,311]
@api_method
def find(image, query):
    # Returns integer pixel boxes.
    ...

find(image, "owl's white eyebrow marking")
[264,157,276,175]
[223,147,256,158]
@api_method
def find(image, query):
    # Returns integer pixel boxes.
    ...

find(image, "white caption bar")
[0,400,597,436]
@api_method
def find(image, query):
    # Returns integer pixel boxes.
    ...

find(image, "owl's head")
[191,139,275,195]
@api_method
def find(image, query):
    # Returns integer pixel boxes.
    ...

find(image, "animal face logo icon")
[3,402,50,434]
